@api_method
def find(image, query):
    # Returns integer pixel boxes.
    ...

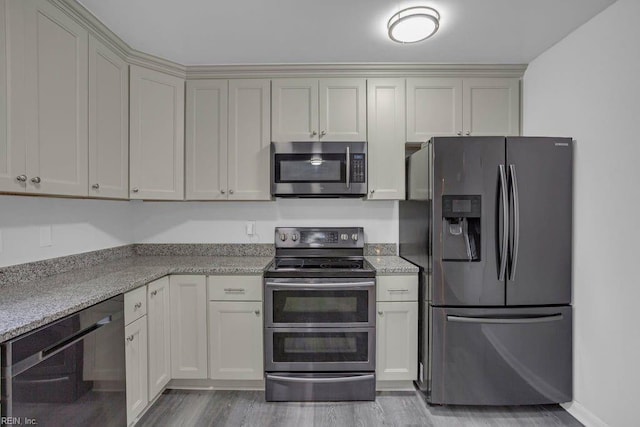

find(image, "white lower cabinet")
[376,275,418,386]
[170,275,208,379]
[208,301,263,380]
[125,315,148,425]
[147,276,171,398]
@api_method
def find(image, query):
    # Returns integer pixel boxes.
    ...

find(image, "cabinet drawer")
[125,285,148,325]
[377,275,418,302]
[208,275,263,301]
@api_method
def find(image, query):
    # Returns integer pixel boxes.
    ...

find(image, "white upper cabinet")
[407,77,520,142]
[407,78,462,142]
[186,79,271,201]
[0,0,15,193]
[367,78,406,200]
[463,78,520,136]
[22,0,88,196]
[88,35,128,199]
[130,65,185,200]
[227,79,271,200]
[272,78,366,142]
[185,79,228,200]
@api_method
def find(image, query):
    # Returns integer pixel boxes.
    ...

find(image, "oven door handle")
[265,281,375,289]
[267,374,374,384]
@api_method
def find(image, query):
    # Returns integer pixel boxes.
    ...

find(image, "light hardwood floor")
[138,390,582,427]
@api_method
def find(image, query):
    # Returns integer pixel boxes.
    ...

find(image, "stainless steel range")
[263,227,376,402]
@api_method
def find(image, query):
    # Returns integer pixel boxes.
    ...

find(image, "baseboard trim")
[561,401,609,427]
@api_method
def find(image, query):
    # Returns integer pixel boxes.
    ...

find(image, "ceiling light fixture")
[387,6,440,44]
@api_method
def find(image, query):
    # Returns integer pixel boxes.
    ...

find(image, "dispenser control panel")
[442,195,481,218]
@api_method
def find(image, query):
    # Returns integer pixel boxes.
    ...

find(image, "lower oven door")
[265,372,375,402]
[264,278,376,328]
[265,327,375,372]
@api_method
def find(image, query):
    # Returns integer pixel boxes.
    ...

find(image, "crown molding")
[54,1,526,81]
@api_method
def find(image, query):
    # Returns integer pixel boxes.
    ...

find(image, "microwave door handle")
[346,146,350,189]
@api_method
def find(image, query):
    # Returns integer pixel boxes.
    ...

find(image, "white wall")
[0,196,133,267]
[133,199,398,245]
[523,1,640,425]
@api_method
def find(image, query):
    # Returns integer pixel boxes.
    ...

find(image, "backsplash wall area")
[0,197,398,268]
[0,196,133,268]
[132,199,398,245]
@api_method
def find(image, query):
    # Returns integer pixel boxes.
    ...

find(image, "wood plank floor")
[138,390,583,427]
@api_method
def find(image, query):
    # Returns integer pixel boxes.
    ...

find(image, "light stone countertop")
[0,255,416,342]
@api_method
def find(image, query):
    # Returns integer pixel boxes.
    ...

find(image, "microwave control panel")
[350,154,366,183]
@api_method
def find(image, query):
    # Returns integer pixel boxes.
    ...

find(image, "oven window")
[272,331,369,363]
[272,290,370,324]
[275,154,345,183]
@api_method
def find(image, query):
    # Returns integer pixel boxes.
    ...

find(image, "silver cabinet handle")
[92,183,100,189]
[224,288,245,293]
[132,188,139,193]
[229,189,234,194]
[456,131,462,136]
[16,174,27,182]
[31,176,41,184]
[134,302,142,309]
[221,189,226,194]
[311,130,317,136]
[150,290,158,297]
[465,131,471,136]
[387,289,409,293]
[370,189,374,194]
[254,310,261,316]
[320,130,327,136]
[127,335,135,342]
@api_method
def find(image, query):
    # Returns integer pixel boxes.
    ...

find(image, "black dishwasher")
[1,295,126,426]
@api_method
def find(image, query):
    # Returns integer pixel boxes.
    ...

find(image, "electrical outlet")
[40,225,52,247]
[245,221,256,236]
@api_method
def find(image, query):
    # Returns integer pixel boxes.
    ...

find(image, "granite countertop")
[0,254,416,343]
[365,256,420,274]
[0,256,272,342]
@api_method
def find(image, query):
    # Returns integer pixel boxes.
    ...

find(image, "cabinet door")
[170,275,208,379]
[376,301,418,381]
[367,78,406,200]
[208,301,263,380]
[319,78,366,141]
[130,65,185,200]
[0,0,26,193]
[88,35,128,199]
[271,78,318,142]
[185,80,228,200]
[407,78,462,142]
[147,277,171,399]
[125,316,148,424]
[462,78,520,136]
[23,0,88,196]
[228,79,271,200]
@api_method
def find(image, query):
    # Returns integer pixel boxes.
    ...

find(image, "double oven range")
[263,227,376,402]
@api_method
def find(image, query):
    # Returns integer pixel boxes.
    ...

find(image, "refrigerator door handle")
[498,165,509,280]
[446,314,563,324]
[509,164,520,281]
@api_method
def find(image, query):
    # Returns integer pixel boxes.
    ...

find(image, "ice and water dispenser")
[442,195,481,261]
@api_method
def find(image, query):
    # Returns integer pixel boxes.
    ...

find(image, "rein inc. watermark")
[1,417,38,425]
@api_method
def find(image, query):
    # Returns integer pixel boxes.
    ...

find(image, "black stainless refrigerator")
[399,136,573,406]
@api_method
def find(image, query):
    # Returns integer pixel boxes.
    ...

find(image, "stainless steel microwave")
[271,142,367,197]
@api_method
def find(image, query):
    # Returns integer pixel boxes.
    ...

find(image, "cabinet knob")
[254,310,261,316]
[229,189,234,194]
[370,189,375,194]
[311,130,317,136]
[16,174,27,182]
[132,188,139,193]
[378,310,384,316]
[31,176,41,184]
[127,335,135,342]
[320,130,327,137]
[457,131,462,136]
[134,302,142,309]
[221,189,226,194]
[465,131,471,136]
[92,183,100,190]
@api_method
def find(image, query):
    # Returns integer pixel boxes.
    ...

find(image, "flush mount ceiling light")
[387,6,440,44]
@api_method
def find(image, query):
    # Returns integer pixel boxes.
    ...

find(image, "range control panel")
[275,227,364,249]
[350,154,366,183]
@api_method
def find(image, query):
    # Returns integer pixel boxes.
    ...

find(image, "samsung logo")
[555,143,569,147]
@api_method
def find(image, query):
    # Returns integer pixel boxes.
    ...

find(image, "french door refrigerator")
[399,136,573,405]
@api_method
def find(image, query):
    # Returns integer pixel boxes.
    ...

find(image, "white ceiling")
[77,0,616,66]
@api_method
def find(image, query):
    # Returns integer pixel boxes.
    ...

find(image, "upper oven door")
[264,278,376,328]
[271,142,367,197]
